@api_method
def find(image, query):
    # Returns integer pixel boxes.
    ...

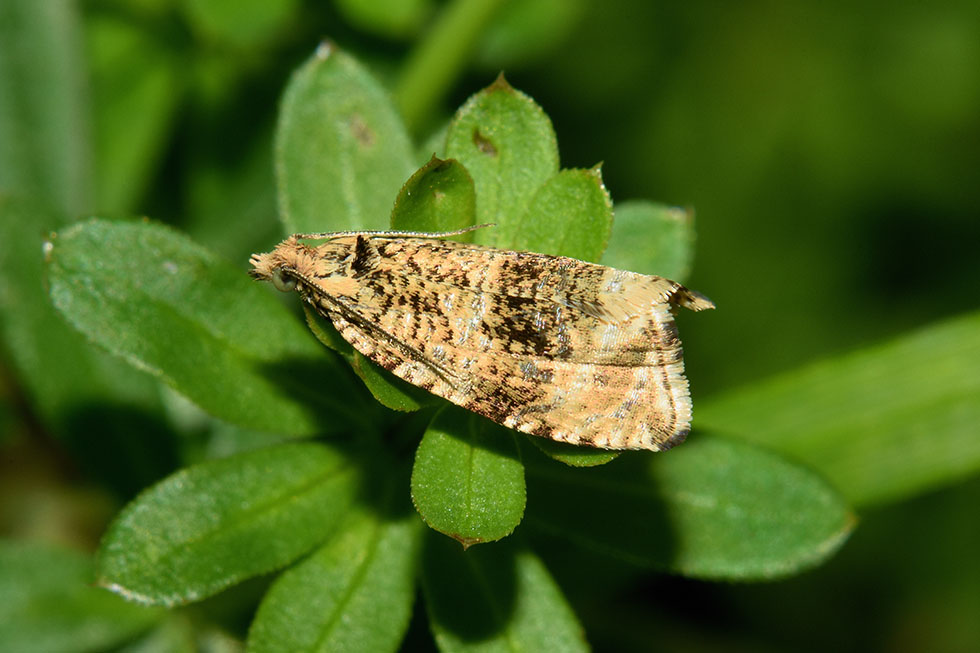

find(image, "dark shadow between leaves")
[60,401,179,499]
[445,408,524,463]
[421,528,519,642]
[383,406,440,460]
[356,443,417,524]
[520,437,679,574]
[255,353,381,434]
[189,572,277,639]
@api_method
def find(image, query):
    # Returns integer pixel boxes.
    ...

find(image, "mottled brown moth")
[250,226,713,451]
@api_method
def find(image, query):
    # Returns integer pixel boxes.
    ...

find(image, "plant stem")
[394,0,506,135]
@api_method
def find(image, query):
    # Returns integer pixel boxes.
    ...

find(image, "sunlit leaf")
[47,218,373,435]
[97,442,362,606]
[412,408,525,546]
[277,44,414,235]
[445,76,558,249]
[698,311,980,507]
[524,435,854,579]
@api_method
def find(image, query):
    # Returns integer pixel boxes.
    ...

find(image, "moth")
[250,226,713,451]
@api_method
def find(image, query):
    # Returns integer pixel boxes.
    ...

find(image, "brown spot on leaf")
[472,129,498,156]
[349,114,374,147]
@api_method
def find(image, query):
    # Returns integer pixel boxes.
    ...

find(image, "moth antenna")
[292,223,495,241]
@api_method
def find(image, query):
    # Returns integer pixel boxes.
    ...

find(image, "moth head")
[250,237,365,299]
[270,267,298,292]
[248,241,312,293]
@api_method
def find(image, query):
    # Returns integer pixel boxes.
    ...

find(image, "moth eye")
[272,269,298,292]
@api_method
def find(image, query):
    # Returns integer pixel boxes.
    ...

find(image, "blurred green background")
[2,0,979,651]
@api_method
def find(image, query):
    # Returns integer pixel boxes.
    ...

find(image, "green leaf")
[513,166,613,261]
[247,495,422,652]
[475,0,587,70]
[421,534,588,652]
[523,436,854,580]
[114,617,196,653]
[0,197,111,418]
[181,0,299,48]
[335,0,434,39]
[697,311,980,507]
[390,156,476,234]
[412,407,525,546]
[393,0,508,133]
[183,128,281,264]
[276,44,415,235]
[0,197,166,489]
[603,200,696,282]
[351,351,432,412]
[445,76,559,250]
[96,442,362,606]
[303,304,355,358]
[86,14,181,213]
[527,437,619,468]
[303,304,431,413]
[46,218,372,436]
[0,540,162,653]
[0,0,91,215]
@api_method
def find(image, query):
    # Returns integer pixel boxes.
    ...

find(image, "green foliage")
[473,0,588,70]
[36,52,851,647]
[181,0,298,48]
[412,408,526,546]
[46,218,373,436]
[444,76,560,249]
[2,1,978,651]
[699,311,980,507]
[0,0,91,215]
[421,535,590,652]
[96,442,363,605]
[523,436,852,579]
[390,156,477,234]
[0,541,162,653]
[0,198,161,437]
[248,499,422,652]
[276,45,415,235]
[603,201,696,282]
[393,0,508,133]
[516,166,613,262]
[86,11,182,213]
[335,0,434,39]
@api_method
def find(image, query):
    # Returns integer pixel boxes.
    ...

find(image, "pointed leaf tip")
[489,71,514,92]
[315,40,334,59]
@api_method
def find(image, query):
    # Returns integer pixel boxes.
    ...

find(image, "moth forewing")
[250,231,714,451]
